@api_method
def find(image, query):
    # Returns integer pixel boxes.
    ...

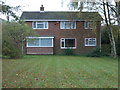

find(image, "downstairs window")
[85,38,96,46]
[27,37,54,47]
[60,38,76,49]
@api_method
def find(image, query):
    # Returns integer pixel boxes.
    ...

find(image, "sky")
[1,0,72,19]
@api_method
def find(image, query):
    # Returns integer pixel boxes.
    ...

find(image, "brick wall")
[26,47,53,54]
[25,21,101,55]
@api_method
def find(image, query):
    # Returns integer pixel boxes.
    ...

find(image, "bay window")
[27,37,53,47]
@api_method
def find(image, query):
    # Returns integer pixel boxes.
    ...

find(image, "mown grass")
[2,55,118,88]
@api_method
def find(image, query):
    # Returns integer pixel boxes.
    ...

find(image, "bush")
[63,49,75,55]
[2,40,22,59]
[2,21,35,59]
[101,44,111,56]
[87,48,102,57]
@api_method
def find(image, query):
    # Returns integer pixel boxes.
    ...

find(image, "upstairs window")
[32,21,48,29]
[60,38,76,49]
[85,38,96,46]
[84,21,95,29]
[60,21,76,29]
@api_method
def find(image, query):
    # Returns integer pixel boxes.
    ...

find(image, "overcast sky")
[3,0,71,11]
[1,0,71,20]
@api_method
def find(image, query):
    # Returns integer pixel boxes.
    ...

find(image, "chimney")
[40,5,44,11]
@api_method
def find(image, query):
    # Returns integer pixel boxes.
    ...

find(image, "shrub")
[87,48,102,57]
[63,49,75,55]
[101,44,111,56]
[2,21,35,59]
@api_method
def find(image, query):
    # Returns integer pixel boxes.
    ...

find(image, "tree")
[0,1,21,21]
[2,21,36,58]
[66,0,120,58]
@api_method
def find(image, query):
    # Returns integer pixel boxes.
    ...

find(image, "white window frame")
[85,38,96,46]
[84,21,93,29]
[60,38,76,49]
[32,21,48,29]
[26,37,54,47]
[60,21,76,29]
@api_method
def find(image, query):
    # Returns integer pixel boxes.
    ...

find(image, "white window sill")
[85,45,96,46]
[33,28,48,29]
[61,47,76,49]
[60,28,76,29]
[27,46,53,48]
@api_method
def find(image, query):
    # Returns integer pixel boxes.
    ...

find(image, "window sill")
[61,47,76,49]
[27,46,53,48]
[60,28,76,30]
[33,28,48,29]
[85,45,96,47]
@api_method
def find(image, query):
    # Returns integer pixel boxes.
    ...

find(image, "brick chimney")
[40,5,44,11]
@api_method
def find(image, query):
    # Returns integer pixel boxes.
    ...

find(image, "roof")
[20,11,102,21]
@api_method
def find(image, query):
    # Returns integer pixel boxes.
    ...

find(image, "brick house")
[20,5,102,55]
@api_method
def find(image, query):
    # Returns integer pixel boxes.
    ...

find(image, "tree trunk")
[107,2,117,58]
[103,1,117,58]
[116,2,120,57]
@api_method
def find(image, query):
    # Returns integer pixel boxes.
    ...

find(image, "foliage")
[2,55,118,88]
[101,44,111,56]
[87,47,103,57]
[63,49,75,55]
[101,26,110,44]
[2,21,35,58]
[68,0,120,58]
[0,1,21,21]
[116,36,120,57]
[101,25,119,56]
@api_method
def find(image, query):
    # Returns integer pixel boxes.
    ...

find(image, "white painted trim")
[84,38,97,46]
[26,37,54,39]
[22,19,100,22]
[60,38,77,49]
[60,21,76,29]
[22,19,86,22]
[84,21,93,29]
[26,37,54,47]
[32,21,48,29]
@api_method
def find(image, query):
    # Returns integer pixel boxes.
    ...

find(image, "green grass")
[2,55,118,88]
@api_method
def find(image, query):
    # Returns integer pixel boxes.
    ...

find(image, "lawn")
[2,55,118,88]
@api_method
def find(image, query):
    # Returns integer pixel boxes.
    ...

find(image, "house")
[20,5,102,55]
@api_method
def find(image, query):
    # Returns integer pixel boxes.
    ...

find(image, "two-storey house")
[20,5,102,55]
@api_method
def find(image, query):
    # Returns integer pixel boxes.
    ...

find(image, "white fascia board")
[26,37,54,39]
[22,19,82,21]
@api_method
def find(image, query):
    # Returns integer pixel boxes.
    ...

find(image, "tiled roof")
[20,11,102,21]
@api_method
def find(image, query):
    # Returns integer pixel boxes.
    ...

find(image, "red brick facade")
[26,47,53,54]
[25,21,101,55]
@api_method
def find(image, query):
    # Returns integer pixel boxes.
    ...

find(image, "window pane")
[28,38,39,46]
[65,22,71,29]
[44,22,48,28]
[61,41,64,47]
[40,38,52,46]
[89,39,95,45]
[85,39,89,45]
[85,38,96,46]
[61,22,65,29]
[65,39,75,47]
[37,24,44,28]
[61,21,76,29]
[33,22,36,28]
